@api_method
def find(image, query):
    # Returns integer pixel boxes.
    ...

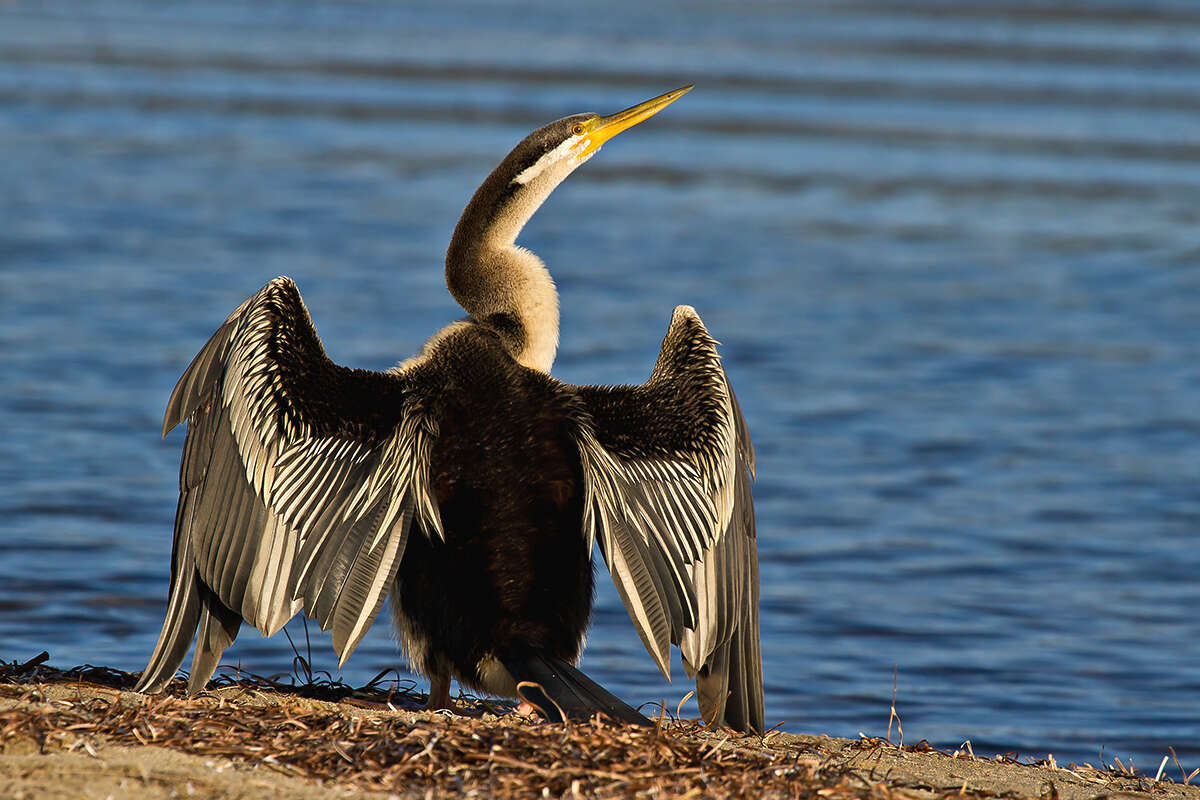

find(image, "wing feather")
[569,305,763,732]
[136,276,442,693]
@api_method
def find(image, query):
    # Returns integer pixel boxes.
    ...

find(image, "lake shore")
[2,657,1196,800]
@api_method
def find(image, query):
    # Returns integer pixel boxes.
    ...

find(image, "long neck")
[446,143,586,374]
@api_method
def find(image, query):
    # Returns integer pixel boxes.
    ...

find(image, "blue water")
[3,0,1200,770]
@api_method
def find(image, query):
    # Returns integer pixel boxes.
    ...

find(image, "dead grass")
[0,653,880,799]
[2,653,1198,800]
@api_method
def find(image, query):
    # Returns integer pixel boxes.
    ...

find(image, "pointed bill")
[579,85,693,157]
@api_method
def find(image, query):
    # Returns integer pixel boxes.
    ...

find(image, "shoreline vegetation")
[2,654,1197,800]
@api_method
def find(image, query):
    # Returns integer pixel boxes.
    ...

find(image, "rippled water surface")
[3,0,1199,769]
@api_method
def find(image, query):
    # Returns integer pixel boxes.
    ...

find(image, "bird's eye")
[572,123,585,136]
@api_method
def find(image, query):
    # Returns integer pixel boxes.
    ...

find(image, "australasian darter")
[135,86,763,732]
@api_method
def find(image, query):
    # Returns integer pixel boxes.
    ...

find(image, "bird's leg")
[426,674,452,711]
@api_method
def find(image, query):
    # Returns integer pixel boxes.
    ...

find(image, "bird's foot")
[425,674,453,711]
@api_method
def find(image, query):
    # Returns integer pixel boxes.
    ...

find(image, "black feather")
[503,653,652,727]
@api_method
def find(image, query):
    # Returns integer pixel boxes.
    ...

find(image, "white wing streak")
[158,276,441,667]
[571,305,762,731]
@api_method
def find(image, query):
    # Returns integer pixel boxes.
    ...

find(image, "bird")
[134,86,763,733]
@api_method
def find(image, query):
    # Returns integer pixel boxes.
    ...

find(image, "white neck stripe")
[513,135,588,185]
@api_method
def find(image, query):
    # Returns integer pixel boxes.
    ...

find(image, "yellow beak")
[580,85,693,157]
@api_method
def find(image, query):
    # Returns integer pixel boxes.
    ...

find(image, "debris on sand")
[2,654,1197,800]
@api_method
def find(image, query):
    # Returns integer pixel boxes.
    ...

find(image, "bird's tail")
[501,653,652,727]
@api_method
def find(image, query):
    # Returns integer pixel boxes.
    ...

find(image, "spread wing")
[136,277,442,693]
[570,305,763,732]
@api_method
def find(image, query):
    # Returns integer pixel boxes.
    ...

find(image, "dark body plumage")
[137,88,764,733]
[393,326,594,691]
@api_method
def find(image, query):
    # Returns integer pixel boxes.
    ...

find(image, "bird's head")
[453,86,693,254]
[505,84,694,192]
[445,85,692,373]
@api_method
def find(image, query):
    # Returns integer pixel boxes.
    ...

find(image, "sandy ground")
[2,677,1198,800]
